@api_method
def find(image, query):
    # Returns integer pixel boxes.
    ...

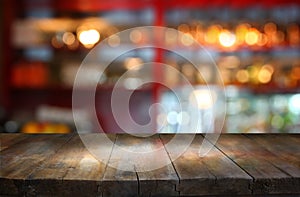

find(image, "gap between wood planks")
[206,134,300,195]
[202,133,255,195]
[158,134,181,195]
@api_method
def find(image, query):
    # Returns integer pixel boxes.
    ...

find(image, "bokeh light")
[245,28,259,45]
[78,29,100,48]
[219,30,236,47]
[62,32,75,45]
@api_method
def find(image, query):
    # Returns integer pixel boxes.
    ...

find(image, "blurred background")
[1,0,300,134]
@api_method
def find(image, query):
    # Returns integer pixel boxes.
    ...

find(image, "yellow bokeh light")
[245,28,259,45]
[204,25,221,44]
[258,67,273,84]
[218,55,240,69]
[124,57,143,70]
[262,64,274,74]
[78,29,100,48]
[248,65,260,80]
[219,30,236,47]
[236,69,249,83]
[236,23,250,44]
[257,33,268,46]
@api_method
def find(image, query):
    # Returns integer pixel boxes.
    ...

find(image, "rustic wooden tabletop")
[0,133,299,196]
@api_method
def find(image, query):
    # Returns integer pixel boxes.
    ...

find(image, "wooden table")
[1,134,299,196]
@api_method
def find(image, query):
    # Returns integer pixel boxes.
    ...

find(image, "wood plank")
[102,134,178,196]
[216,134,300,195]
[26,134,113,196]
[0,134,73,196]
[101,134,139,197]
[101,135,138,197]
[135,135,179,196]
[102,166,138,197]
[160,134,252,196]
[0,133,29,151]
[246,134,300,170]
[1,134,299,196]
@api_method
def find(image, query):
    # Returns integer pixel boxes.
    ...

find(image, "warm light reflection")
[245,28,259,45]
[181,33,194,46]
[219,30,236,47]
[218,56,240,69]
[236,69,249,83]
[62,32,75,45]
[204,25,221,44]
[258,65,273,84]
[130,29,142,43]
[262,64,274,74]
[78,29,100,48]
[124,57,143,70]
[178,24,189,33]
[273,31,285,44]
[287,24,300,45]
[235,23,250,45]
[174,22,299,49]
[257,33,268,46]
[248,65,259,81]
[264,22,277,34]
[291,66,300,79]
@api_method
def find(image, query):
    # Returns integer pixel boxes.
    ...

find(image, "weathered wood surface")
[0,133,299,196]
[0,133,29,151]
[0,134,73,196]
[215,134,300,195]
[160,134,252,196]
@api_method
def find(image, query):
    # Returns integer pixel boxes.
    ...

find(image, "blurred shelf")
[249,85,300,95]
[10,84,300,95]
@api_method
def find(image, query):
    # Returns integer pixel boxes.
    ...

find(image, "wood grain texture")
[0,133,28,151]
[247,134,300,170]
[26,134,110,196]
[0,134,73,196]
[0,133,299,196]
[216,134,300,195]
[102,134,138,197]
[135,135,179,196]
[160,134,252,196]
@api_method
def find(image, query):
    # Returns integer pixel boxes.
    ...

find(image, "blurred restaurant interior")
[1,0,300,134]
